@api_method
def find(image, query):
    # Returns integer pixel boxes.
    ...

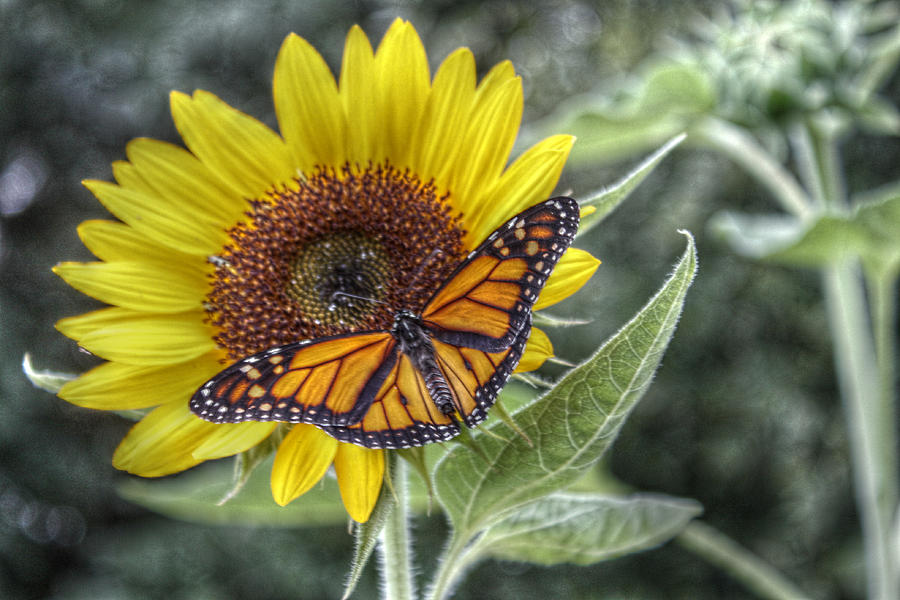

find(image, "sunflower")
[54,19,599,523]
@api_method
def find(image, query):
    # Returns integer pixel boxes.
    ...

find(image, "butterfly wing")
[190,331,398,427]
[422,197,578,352]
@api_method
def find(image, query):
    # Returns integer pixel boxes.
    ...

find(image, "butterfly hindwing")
[422,197,578,352]
[435,311,532,428]
[190,331,398,427]
[320,352,461,448]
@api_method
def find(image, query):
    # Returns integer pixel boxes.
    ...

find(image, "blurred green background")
[2,0,897,598]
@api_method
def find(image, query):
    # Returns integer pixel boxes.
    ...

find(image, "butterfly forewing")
[423,197,578,352]
[190,332,398,426]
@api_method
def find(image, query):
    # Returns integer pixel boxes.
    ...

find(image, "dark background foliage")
[1,0,896,598]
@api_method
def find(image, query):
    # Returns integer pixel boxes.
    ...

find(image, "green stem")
[379,459,414,600]
[869,269,899,499]
[788,123,826,211]
[691,116,814,219]
[823,263,895,600]
[677,521,810,600]
[793,119,846,211]
[799,120,897,600]
[867,265,900,594]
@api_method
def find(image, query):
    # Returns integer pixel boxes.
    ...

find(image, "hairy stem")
[426,532,483,600]
[379,460,414,600]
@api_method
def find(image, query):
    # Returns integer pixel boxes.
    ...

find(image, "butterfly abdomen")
[392,310,456,416]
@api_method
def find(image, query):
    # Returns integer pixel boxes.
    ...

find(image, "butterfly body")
[391,309,455,417]
[191,197,579,449]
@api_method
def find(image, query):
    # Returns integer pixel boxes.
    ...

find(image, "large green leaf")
[434,232,697,534]
[473,492,702,566]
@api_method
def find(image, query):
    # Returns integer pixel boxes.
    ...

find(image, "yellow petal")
[468,135,574,246]
[56,307,216,366]
[450,63,522,225]
[58,352,223,410]
[53,261,206,313]
[77,220,200,267]
[270,424,338,506]
[170,90,295,199]
[374,19,430,165]
[533,248,601,311]
[516,326,553,373]
[192,421,278,460]
[333,444,385,523]
[411,47,476,186]
[113,402,219,477]
[339,26,377,164]
[274,33,346,172]
[83,180,225,255]
[125,137,247,225]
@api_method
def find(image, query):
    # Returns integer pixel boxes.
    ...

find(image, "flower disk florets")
[206,164,466,361]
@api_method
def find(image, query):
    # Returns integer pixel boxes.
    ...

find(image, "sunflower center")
[287,231,390,326]
[206,163,466,361]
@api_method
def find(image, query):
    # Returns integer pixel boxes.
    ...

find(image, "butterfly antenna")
[329,290,388,307]
[402,247,446,293]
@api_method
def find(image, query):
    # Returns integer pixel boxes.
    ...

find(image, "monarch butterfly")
[190,197,580,449]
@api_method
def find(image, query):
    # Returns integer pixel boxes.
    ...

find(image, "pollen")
[206,163,466,360]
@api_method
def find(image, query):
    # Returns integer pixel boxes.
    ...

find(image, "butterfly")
[190,197,580,449]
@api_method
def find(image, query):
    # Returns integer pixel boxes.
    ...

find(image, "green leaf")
[579,133,686,235]
[343,454,398,600]
[529,62,711,165]
[709,211,806,259]
[119,456,350,527]
[566,113,690,166]
[474,492,702,566]
[22,353,77,393]
[434,232,698,534]
[219,427,285,505]
[769,194,900,277]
